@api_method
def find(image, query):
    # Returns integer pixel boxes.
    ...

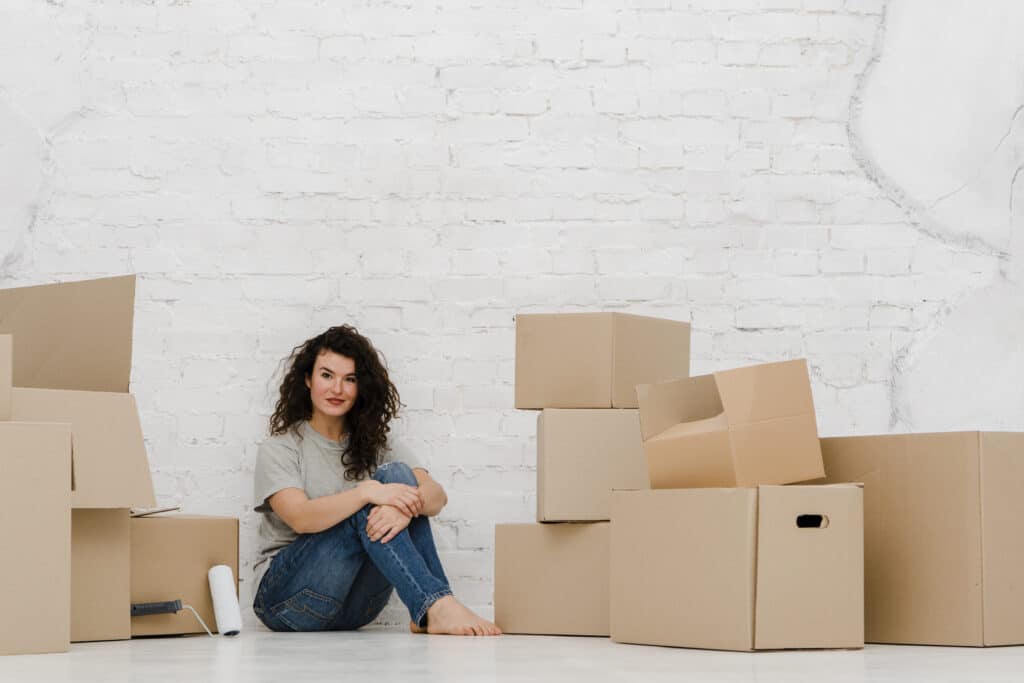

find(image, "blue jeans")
[253,462,453,631]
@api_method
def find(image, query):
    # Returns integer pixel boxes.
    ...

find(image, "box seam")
[751,488,759,650]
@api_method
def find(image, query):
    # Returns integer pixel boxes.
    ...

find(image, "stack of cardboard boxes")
[0,276,239,656]
[498,311,1024,650]
[495,312,865,651]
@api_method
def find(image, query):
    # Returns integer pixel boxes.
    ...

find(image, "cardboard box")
[610,486,863,651]
[537,409,647,521]
[0,422,73,655]
[820,432,1024,646]
[0,335,10,420]
[494,523,609,636]
[636,359,823,488]
[130,515,239,637]
[0,275,135,392]
[0,275,155,643]
[515,313,690,409]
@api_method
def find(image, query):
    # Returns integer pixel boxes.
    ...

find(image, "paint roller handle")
[131,600,183,617]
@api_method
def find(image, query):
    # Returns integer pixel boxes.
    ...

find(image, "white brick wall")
[0,0,1013,627]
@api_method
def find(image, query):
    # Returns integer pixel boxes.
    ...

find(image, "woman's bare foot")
[422,596,501,636]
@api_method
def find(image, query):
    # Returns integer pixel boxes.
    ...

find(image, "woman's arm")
[270,479,422,534]
[413,468,448,517]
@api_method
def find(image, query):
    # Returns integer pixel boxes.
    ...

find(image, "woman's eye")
[346,377,357,384]
[321,373,331,379]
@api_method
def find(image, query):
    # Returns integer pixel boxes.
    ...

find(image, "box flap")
[979,432,1024,646]
[12,388,156,509]
[644,425,736,489]
[636,374,722,441]
[754,485,864,650]
[610,314,690,409]
[713,359,814,425]
[0,275,135,393]
[0,334,10,420]
[729,413,823,487]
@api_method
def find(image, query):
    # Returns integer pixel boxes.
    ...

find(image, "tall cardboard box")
[610,486,863,651]
[820,432,1024,646]
[636,359,823,488]
[0,422,73,655]
[0,276,156,643]
[130,515,239,637]
[537,409,647,521]
[494,523,609,636]
[515,313,690,409]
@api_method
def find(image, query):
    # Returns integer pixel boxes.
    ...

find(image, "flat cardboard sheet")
[0,423,72,655]
[536,409,647,521]
[130,515,239,637]
[515,313,690,409]
[494,523,609,636]
[0,275,135,393]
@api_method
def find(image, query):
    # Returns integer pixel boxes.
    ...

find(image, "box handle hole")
[796,514,828,529]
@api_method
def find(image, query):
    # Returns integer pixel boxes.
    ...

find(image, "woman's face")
[305,350,359,424]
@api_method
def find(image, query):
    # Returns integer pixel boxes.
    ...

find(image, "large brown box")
[494,523,609,636]
[820,432,1024,646]
[636,359,823,488]
[537,409,647,522]
[0,422,73,655]
[130,515,240,637]
[0,276,156,643]
[515,313,690,409]
[611,486,863,651]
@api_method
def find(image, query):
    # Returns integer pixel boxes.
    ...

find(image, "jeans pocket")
[269,588,343,632]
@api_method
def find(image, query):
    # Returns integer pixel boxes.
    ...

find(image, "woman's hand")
[366,505,412,544]
[358,480,423,517]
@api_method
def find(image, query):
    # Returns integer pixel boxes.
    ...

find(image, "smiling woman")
[251,325,500,636]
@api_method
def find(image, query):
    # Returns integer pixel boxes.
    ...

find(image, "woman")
[252,325,500,636]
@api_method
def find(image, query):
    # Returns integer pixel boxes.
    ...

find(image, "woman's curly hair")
[270,325,400,481]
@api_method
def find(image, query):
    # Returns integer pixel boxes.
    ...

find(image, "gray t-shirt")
[252,421,424,588]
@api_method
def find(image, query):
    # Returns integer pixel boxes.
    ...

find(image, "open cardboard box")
[610,485,864,651]
[0,336,74,656]
[820,432,1024,646]
[0,276,156,643]
[636,359,824,488]
[515,313,690,409]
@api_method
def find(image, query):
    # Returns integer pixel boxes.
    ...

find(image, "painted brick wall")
[0,0,1010,626]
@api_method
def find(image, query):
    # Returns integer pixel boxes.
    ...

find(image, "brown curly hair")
[270,325,400,481]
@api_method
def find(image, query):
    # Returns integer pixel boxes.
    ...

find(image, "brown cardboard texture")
[0,335,10,420]
[515,313,690,409]
[72,509,131,642]
[610,486,863,651]
[0,276,155,643]
[494,523,609,636]
[0,422,72,656]
[636,359,823,488]
[820,431,1024,646]
[0,275,135,392]
[131,515,239,637]
[537,409,647,521]
[12,388,155,509]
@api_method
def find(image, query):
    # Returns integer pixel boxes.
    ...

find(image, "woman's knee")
[372,461,417,486]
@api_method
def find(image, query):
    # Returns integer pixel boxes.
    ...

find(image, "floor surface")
[2,629,1022,682]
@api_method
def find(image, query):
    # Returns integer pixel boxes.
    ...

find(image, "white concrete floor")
[1,629,1023,682]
